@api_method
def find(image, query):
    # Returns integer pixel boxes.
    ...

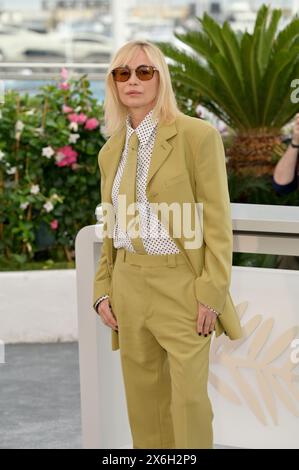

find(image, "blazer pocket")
[164,173,189,189]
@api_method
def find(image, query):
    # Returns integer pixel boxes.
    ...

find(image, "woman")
[272,113,299,195]
[93,39,242,449]
[272,114,299,270]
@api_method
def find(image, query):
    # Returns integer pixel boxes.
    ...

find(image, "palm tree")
[156,4,299,176]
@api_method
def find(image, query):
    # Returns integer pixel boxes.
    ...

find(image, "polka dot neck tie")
[118,131,147,254]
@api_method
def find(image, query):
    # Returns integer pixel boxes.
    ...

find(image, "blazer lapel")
[100,118,178,205]
[146,119,177,186]
[100,125,126,205]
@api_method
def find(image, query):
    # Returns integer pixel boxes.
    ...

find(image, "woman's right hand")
[96,298,118,331]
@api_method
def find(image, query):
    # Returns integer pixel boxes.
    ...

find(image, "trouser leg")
[167,338,213,448]
[145,261,214,449]
[111,258,175,449]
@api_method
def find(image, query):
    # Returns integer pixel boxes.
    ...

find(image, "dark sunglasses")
[111,65,159,82]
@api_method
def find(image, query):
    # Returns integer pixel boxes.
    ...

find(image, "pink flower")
[67,112,87,124]
[59,81,69,90]
[50,219,59,230]
[55,145,78,167]
[62,104,73,113]
[56,155,77,167]
[60,67,68,80]
[84,117,99,130]
[57,145,77,158]
[67,113,79,123]
[77,113,88,124]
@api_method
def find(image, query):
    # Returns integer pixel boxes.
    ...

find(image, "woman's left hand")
[196,303,217,336]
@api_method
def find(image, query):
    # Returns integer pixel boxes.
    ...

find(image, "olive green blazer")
[93,112,243,351]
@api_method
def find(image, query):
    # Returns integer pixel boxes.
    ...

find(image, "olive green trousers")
[110,247,214,449]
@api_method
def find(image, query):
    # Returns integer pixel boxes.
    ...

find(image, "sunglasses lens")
[113,68,130,82]
[136,66,154,80]
[112,66,157,81]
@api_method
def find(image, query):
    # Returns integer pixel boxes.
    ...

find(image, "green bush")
[0,68,105,266]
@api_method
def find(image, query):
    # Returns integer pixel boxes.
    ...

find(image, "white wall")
[0,269,77,343]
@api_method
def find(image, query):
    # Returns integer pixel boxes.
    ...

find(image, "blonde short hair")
[102,39,182,137]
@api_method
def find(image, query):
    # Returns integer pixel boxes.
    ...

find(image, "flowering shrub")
[0,68,106,265]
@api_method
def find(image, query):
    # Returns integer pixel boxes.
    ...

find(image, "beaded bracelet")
[199,302,220,316]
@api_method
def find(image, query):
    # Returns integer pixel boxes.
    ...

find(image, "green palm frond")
[155,4,299,132]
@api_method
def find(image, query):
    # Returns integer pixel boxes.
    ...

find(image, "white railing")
[75,203,299,449]
[0,62,109,80]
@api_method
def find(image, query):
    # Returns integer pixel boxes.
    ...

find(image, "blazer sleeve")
[193,125,233,314]
[92,150,112,307]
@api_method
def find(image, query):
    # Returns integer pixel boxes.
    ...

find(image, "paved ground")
[0,342,237,449]
[0,342,82,449]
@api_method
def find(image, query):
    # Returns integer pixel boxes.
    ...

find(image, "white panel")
[211,267,299,449]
